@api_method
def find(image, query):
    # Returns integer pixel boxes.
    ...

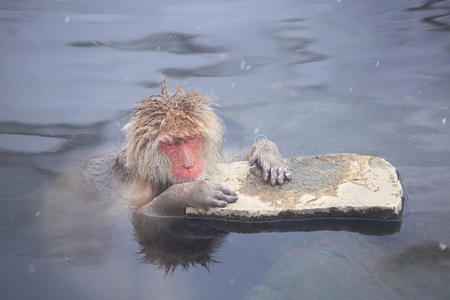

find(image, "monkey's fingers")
[284,169,292,181]
[208,198,229,208]
[277,167,292,184]
[270,168,278,185]
[248,155,258,166]
[262,162,271,182]
[214,191,238,203]
[277,167,285,184]
[212,183,237,196]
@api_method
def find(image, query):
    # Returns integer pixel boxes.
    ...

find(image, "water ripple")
[270,19,329,67]
[0,166,50,201]
[406,0,450,31]
[161,60,267,78]
[0,121,106,153]
[69,32,226,54]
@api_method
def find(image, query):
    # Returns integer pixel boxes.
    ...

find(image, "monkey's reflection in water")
[131,215,402,273]
[131,214,227,273]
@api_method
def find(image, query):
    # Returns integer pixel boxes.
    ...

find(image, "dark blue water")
[1,0,449,299]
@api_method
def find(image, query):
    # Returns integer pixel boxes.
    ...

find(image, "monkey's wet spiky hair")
[119,80,224,183]
[127,80,219,142]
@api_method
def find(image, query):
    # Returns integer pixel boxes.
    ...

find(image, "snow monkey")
[112,80,291,216]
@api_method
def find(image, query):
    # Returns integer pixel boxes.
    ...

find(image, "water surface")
[1,0,449,299]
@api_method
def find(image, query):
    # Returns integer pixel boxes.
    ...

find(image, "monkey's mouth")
[172,165,204,180]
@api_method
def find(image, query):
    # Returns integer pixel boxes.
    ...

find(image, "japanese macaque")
[101,80,290,216]
[37,80,290,272]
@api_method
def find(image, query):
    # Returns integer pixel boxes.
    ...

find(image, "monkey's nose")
[181,150,196,169]
[184,161,195,169]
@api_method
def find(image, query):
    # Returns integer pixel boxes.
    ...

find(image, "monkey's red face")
[159,135,204,180]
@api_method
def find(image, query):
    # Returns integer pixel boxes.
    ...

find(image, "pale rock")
[186,153,404,221]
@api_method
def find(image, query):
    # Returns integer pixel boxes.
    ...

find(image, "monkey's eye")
[162,140,176,146]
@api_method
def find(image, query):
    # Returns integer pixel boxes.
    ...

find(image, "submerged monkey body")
[85,81,291,216]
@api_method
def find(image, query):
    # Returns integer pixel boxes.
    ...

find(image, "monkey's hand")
[180,181,238,209]
[248,139,292,185]
[138,181,238,216]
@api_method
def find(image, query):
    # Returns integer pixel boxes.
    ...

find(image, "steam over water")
[1,0,449,299]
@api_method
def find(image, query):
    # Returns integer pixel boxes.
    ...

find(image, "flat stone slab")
[186,153,404,221]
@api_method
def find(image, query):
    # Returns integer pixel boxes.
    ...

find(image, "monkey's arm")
[247,138,292,185]
[138,181,238,216]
